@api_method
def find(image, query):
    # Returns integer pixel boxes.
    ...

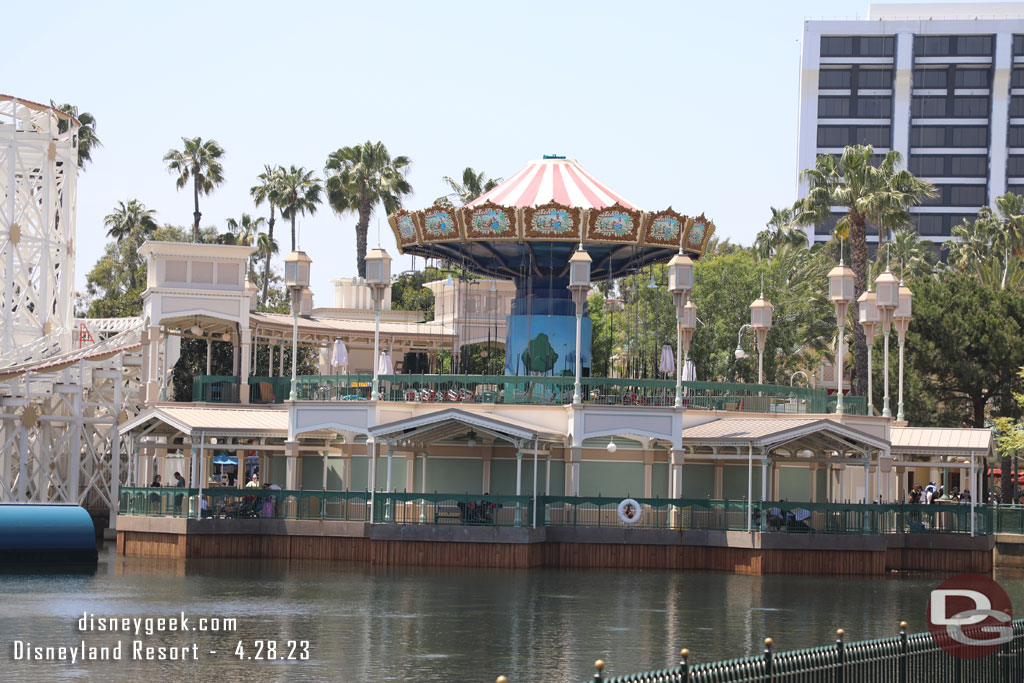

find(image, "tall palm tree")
[434,167,501,206]
[884,227,935,282]
[163,137,226,242]
[54,103,101,169]
[277,165,323,252]
[103,199,158,291]
[798,145,936,397]
[250,165,285,306]
[325,141,413,278]
[754,203,810,259]
[223,214,265,281]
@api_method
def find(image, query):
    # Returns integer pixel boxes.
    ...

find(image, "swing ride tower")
[388,156,716,379]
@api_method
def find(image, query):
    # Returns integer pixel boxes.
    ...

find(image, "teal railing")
[994,504,1024,535]
[119,489,993,534]
[583,619,1024,682]
[188,373,868,415]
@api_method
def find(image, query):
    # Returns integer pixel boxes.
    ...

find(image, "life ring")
[617,498,642,524]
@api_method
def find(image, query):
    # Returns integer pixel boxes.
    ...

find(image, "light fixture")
[466,430,478,448]
[606,441,617,454]
[190,324,203,337]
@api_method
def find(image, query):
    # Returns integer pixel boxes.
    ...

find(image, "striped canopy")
[467,157,637,210]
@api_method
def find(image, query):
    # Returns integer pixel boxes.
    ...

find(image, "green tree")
[325,141,413,278]
[390,267,443,320]
[946,195,1024,292]
[993,368,1024,503]
[434,167,500,206]
[799,145,936,397]
[54,103,100,168]
[103,199,159,292]
[222,213,266,281]
[250,165,285,307]
[754,203,809,260]
[163,136,226,242]
[903,274,1024,427]
[278,165,322,252]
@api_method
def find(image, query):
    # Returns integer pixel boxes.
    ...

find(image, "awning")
[681,417,889,455]
[119,405,290,439]
[890,426,993,458]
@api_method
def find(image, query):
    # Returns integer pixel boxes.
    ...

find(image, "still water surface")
[1,544,1021,682]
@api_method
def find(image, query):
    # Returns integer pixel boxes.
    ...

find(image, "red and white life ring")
[617,498,642,524]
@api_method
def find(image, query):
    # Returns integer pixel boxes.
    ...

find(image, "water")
[1,544,1022,682]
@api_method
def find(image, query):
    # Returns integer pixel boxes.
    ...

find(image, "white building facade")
[798,3,1024,247]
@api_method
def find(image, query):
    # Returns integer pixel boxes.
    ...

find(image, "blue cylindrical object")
[0,504,98,565]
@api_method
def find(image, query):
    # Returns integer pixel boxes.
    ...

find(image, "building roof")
[681,418,889,452]
[890,426,992,456]
[466,157,637,210]
[250,312,454,339]
[369,408,564,446]
[119,405,290,438]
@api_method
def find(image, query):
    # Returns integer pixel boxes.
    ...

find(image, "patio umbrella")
[378,351,394,375]
[658,344,675,374]
[683,358,697,382]
[331,338,348,368]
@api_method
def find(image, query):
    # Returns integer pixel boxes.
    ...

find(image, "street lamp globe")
[667,251,693,312]
[284,250,312,291]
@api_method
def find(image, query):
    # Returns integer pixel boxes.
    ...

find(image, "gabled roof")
[369,408,563,446]
[681,418,889,452]
[890,426,992,456]
[119,405,290,438]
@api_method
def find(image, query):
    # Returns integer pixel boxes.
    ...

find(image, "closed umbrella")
[683,358,697,382]
[331,338,348,368]
[378,351,394,375]
[658,344,675,375]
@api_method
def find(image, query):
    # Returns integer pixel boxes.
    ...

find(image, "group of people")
[908,483,971,504]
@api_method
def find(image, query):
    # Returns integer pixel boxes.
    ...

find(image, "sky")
[4,0,936,304]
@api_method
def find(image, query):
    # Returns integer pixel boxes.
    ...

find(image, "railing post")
[898,621,908,683]
[678,648,690,682]
[593,658,604,682]
[763,637,773,683]
[836,629,845,683]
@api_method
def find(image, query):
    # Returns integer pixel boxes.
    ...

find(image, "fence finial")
[899,620,908,633]
[764,637,774,650]
[594,659,605,682]
[496,677,508,683]
[836,628,845,640]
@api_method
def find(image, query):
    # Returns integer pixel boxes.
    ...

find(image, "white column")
[761,457,768,502]
[545,454,551,496]
[206,340,212,376]
[420,451,428,493]
[990,32,1013,205]
[240,327,252,405]
[384,446,394,522]
[515,451,523,526]
[532,440,539,529]
[891,32,914,161]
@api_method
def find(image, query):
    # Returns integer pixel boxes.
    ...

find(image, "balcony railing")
[119,489,990,534]
[187,374,867,415]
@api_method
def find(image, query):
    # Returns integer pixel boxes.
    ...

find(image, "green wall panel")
[349,456,369,491]
[682,463,714,499]
[652,462,669,498]
[425,458,484,494]
[579,462,644,498]
[547,458,565,495]
[723,464,763,501]
[778,466,812,502]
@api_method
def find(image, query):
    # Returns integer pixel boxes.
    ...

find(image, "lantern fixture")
[873,266,900,418]
[567,245,592,405]
[667,250,694,315]
[365,247,392,401]
[894,280,913,422]
[283,250,312,291]
[857,286,880,415]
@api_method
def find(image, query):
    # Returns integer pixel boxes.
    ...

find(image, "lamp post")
[667,250,694,408]
[365,247,392,401]
[283,250,311,401]
[857,285,880,415]
[874,267,900,418]
[893,279,913,422]
[827,255,855,415]
[568,246,592,405]
[749,287,773,386]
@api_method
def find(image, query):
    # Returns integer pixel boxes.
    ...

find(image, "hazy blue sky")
[6,0,919,302]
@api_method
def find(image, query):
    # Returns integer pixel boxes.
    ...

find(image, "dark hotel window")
[819,69,852,89]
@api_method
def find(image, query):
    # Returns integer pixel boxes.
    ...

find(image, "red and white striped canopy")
[466,157,637,210]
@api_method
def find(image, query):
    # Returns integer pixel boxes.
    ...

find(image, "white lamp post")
[874,267,900,418]
[749,287,773,386]
[365,247,392,401]
[827,255,855,415]
[668,250,694,408]
[283,250,311,401]
[893,279,913,422]
[568,246,592,405]
[857,286,880,415]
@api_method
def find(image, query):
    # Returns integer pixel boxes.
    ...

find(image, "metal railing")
[582,620,1024,683]
[994,504,1024,535]
[187,373,868,415]
[118,489,994,534]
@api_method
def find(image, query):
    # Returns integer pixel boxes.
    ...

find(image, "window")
[857,69,893,89]
[911,126,946,146]
[949,185,987,206]
[819,69,852,89]
[950,127,987,146]
[950,156,987,177]
[914,68,948,89]
[910,155,945,176]
[1015,35,1024,56]
[952,97,989,117]
[859,36,895,56]
[956,35,993,56]
[914,214,944,235]
[817,126,848,146]
[916,35,951,56]
[814,213,842,236]
[1013,69,1024,88]
[1011,97,1024,117]
[818,96,851,117]
[821,36,854,57]
[954,68,990,89]
[1009,126,1024,147]
[856,97,891,117]
[856,126,891,146]
[1009,184,1024,196]
[1008,156,1024,176]
[912,96,947,117]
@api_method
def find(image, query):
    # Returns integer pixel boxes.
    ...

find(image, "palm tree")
[277,165,322,252]
[163,137,226,242]
[884,227,935,282]
[325,141,413,278]
[54,103,101,169]
[798,145,936,397]
[754,203,810,259]
[250,165,285,306]
[222,214,265,281]
[434,167,501,206]
[103,199,158,291]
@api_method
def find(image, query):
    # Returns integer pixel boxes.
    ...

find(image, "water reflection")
[0,544,1020,682]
